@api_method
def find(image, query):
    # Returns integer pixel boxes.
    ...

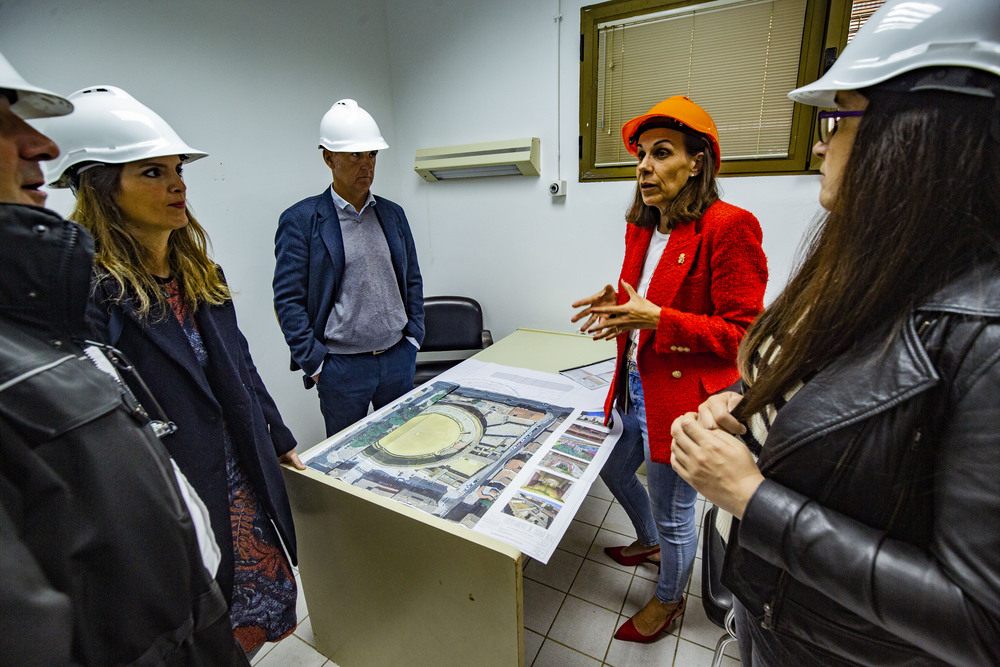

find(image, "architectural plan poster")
[476,407,621,562]
[303,364,621,562]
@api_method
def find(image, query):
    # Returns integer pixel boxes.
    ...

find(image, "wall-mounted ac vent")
[414,138,540,182]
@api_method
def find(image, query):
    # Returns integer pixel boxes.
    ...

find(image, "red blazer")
[603,199,767,463]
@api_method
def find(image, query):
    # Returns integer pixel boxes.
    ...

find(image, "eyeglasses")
[817,110,865,143]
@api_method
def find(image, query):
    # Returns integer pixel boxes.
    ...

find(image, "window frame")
[579,0,855,181]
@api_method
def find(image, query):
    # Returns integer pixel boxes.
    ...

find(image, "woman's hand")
[571,284,617,335]
[279,449,307,470]
[670,412,763,519]
[697,391,746,435]
[583,280,661,341]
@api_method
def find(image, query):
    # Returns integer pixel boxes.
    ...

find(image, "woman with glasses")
[35,86,304,656]
[571,96,767,642]
[671,0,1000,663]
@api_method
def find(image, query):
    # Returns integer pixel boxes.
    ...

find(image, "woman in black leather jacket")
[669,1,1000,665]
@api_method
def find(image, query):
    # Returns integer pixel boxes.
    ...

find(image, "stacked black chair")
[413,296,492,387]
[701,504,738,666]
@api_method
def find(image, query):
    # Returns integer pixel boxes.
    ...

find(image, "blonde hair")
[71,163,230,319]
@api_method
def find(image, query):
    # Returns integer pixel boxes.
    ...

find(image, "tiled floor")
[251,475,740,666]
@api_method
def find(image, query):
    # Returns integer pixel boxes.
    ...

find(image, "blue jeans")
[316,337,417,437]
[599,362,698,603]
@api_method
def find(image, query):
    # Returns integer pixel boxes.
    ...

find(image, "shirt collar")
[329,186,376,215]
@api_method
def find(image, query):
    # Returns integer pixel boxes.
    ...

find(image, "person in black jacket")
[0,50,247,666]
[669,1,1000,665]
[34,85,304,654]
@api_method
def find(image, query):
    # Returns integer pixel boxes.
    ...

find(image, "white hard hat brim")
[788,0,1000,108]
[0,51,73,119]
[12,87,74,120]
[318,138,389,152]
[46,148,209,189]
[32,85,208,189]
[790,49,1000,108]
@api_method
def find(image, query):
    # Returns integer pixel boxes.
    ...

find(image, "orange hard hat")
[621,96,721,171]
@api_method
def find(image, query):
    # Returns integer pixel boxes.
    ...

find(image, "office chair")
[702,504,738,667]
[413,296,492,387]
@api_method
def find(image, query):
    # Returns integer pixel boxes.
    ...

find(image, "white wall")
[1,0,823,451]
[1,0,400,448]
[384,0,823,336]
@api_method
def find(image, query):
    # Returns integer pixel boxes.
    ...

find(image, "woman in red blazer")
[572,96,767,643]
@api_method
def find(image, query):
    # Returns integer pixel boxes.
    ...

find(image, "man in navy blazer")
[273,99,424,437]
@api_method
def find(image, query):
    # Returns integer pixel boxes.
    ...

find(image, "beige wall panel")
[284,467,524,666]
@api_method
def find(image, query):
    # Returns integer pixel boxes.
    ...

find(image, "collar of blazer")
[622,217,702,317]
[316,191,400,267]
[112,292,226,408]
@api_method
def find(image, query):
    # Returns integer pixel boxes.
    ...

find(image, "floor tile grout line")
[527,561,722,654]
[667,631,682,667]
[542,544,588,637]
[534,635,611,666]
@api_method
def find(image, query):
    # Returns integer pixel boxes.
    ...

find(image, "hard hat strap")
[869,66,998,99]
[993,101,1000,144]
[868,67,1000,142]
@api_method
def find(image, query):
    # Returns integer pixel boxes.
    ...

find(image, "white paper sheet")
[302,361,620,562]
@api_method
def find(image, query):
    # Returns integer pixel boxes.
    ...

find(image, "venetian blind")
[848,0,885,43]
[595,0,808,166]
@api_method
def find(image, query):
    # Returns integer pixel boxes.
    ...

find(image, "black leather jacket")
[724,268,1000,666]
[0,204,245,665]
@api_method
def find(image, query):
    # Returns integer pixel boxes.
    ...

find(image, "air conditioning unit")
[413,137,540,182]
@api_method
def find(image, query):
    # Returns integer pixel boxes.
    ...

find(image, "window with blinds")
[594,0,808,167]
[580,0,868,180]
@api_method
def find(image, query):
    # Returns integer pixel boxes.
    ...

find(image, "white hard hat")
[0,50,72,119]
[32,85,207,188]
[318,98,388,152]
[789,0,1000,108]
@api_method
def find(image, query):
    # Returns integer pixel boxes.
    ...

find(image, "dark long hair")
[71,163,230,319]
[625,120,719,231]
[735,86,1000,418]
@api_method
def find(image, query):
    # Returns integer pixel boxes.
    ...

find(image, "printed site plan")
[304,360,620,562]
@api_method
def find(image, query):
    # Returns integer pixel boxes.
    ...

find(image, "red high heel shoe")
[613,597,685,643]
[604,544,660,567]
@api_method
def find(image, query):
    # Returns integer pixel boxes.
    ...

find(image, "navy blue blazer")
[87,273,297,602]
[272,190,424,388]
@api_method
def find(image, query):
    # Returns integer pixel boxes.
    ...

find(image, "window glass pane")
[596,17,695,166]
[848,0,885,42]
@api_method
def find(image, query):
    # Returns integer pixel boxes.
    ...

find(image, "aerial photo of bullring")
[307,381,573,528]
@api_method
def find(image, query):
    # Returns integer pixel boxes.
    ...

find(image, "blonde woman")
[36,86,302,654]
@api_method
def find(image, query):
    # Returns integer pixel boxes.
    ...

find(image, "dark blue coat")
[272,190,424,388]
[87,274,297,602]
